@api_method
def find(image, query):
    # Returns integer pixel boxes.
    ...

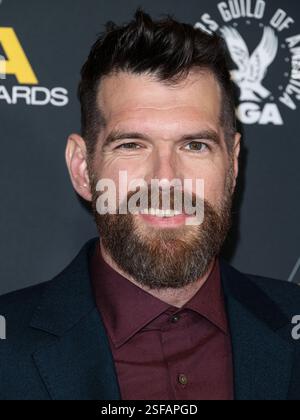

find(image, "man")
[1,9,300,401]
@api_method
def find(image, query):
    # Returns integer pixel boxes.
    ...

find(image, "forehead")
[97,70,222,132]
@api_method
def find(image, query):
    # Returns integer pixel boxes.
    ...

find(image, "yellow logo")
[0,27,38,84]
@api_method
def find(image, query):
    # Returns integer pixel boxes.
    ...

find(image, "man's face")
[92,70,235,214]
[67,69,240,289]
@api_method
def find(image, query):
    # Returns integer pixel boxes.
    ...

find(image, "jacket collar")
[30,238,97,337]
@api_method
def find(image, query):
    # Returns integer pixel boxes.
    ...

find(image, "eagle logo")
[221,26,279,102]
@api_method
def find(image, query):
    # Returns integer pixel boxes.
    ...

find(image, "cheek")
[95,160,146,200]
[203,177,226,205]
[189,165,228,206]
[94,153,126,178]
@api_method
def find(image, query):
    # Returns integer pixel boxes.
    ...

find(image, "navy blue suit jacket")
[1,238,300,400]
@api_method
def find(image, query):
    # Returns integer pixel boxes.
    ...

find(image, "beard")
[90,169,234,290]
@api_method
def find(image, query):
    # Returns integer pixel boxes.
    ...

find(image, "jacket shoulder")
[0,238,97,341]
[245,272,300,315]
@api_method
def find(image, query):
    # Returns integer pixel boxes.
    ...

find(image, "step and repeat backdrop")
[0,0,299,295]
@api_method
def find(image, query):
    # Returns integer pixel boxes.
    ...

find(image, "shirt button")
[171,314,180,323]
[178,374,188,386]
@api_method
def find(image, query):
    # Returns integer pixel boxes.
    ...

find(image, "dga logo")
[195,1,300,125]
[0,6,68,106]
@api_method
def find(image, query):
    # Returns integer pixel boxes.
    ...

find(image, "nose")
[147,148,179,183]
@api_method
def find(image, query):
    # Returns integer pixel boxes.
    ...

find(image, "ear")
[65,134,92,202]
[232,132,241,190]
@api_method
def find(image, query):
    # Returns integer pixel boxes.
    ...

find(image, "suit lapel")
[32,307,120,400]
[220,260,294,400]
[30,238,121,400]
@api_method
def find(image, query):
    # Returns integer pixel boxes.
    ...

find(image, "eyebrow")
[102,129,221,149]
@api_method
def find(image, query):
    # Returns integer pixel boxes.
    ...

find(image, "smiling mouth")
[139,208,183,218]
[136,208,195,227]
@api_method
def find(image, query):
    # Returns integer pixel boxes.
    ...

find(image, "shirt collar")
[90,241,229,348]
[183,258,229,334]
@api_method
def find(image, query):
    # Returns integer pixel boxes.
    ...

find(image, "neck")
[99,240,216,308]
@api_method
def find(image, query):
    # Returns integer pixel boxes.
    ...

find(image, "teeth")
[174,210,182,216]
[140,208,183,218]
[155,209,162,217]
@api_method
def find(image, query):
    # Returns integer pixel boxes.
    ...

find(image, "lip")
[138,212,188,227]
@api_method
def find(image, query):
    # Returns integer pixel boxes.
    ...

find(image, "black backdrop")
[1,0,299,295]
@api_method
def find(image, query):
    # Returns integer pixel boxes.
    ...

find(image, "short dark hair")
[78,9,237,157]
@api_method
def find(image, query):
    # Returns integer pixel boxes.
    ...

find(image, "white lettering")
[270,9,294,32]
[12,86,31,105]
[237,102,283,125]
[0,85,69,106]
[51,87,69,107]
[31,87,51,106]
[218,0,265,23]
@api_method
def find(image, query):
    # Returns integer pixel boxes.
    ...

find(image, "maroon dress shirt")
[90,242,234,400]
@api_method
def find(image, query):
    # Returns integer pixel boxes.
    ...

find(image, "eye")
[184,142,209,152]
[116,142,141,150]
